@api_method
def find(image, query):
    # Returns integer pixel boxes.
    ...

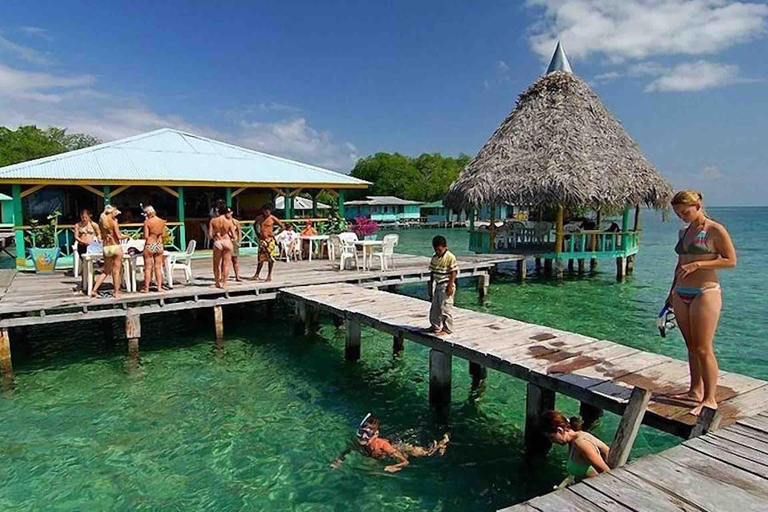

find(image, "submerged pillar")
[525,382,555,456]
[577,259,586,274]
[213,305,224,341]
[0,328,12,376]
[477,273,490,302]
[345,317,361,361]
[544,259,553,276]
[429,349,452,409]
[616,257,627,282]
[580,402,604,430]
[555,260,564,284]
[307,305,320,334]
[293,302,306,336]
[516,259,527,282]
[535,258,542,273]
[469,361,487,389]
[626,254,636,275]
[393,330,404,357]
[125,312,141,359]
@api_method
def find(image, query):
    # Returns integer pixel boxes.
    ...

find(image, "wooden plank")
[213,305,223,341]
[0,328,12,375]
[687,435,768,478]
[712,426,768,454]
[567,482,634,511]
[625,452,768,512]
[608,386,651,468]
[524,489,608,512]
[584,469,702,512]
[589,359,689,401]
[689,407,721,438]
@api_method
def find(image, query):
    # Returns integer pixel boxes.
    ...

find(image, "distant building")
[344,196,422,222]
[419,200,467,224]
[274,196,330,218]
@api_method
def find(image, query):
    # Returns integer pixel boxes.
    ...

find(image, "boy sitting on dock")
[331,414,449,473]
[428,235,458,336]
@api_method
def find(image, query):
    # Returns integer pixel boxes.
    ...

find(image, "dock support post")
[616,257,627,282]
[626,255,636,275]
[0,328,12,376]
[544,259,553,276]
[516,259,526,282]
[567,259,574,274]
[477,273,489,302]
[307,305,320,333]
[535,258,542,273]
[386,284,399,293]
[577,259,585,274]
[525,382,555,455]
[429,349,452,409]
[213,305,224,341]
[345,317,361,361]
[393,331,404,357]
[555,260,564,284]
[469,361,487,389]
[293,302,306,336]
[125,313,141,359]
[607,387,651,468]
[332,314,343,328]
[579,402,603,430]
[688,407,722,439]
[590,258,598,272]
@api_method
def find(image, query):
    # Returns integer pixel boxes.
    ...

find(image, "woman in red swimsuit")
[331,414,449,473]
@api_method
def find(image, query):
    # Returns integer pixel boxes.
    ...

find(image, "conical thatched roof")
[445,66,673,212]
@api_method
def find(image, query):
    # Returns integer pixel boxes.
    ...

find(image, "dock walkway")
[281,283,768,438]
[502,411,768,512]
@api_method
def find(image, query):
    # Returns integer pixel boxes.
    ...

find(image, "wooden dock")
[502,411,768,512]
[281,283,768,439]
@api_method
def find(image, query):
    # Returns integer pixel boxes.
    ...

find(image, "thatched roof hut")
[445,43,672,213]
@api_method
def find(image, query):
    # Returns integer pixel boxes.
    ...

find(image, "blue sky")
[1,1,766,205]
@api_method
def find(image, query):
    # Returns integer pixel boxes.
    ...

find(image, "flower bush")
[352,216,378,238]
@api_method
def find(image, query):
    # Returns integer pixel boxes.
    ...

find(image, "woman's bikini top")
[78,221,96,237]
[675,223,714,255]
[567,433,602,478]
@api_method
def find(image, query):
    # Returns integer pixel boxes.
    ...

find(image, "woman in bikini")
[540,410,610,488]
[141,205,167,293]
[666,190,737,416]
[74,209,101,257]
[91,205,128,298]
[209,204,235,289]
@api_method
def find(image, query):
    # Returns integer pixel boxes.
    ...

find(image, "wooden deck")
[0,252,521,328]
[502,411,768,512]
[281,283,768,438]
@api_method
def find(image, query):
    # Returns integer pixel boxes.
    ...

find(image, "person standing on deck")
[252,203,285,282]
[91,205,128,298]
[225,208,243,282]
[141,206,166,293]
[428,235,458,336]
[74,209,101,257]
[209,204,236,289]
[666,190,736,416]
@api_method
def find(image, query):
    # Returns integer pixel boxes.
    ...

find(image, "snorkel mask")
[356,413,375,444]
[657,305,677,338]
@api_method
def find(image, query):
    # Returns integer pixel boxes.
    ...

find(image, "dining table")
[353,240,384,270]
[299,234,330,261]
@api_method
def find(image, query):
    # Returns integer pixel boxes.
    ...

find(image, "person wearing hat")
[92,204,128,298]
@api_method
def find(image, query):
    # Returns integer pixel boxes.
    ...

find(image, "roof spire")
[546,40,573,74]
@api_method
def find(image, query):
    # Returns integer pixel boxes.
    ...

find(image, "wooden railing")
[469,228,639,258]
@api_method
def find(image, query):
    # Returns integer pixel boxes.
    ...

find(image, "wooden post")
[555,259,564,283]
[332,314,344,328]
[393,331,404,357]
[125,313,141,358]
[0,328,12,376]
[225,187,233,207]
[535,258,542,273]
[429,349,452,408]
[688,407,722,439]
[577,259,585,274]
[516,259,527,282]
[555,205,564,255]
[468,208,475,232]
[337,190,345,218]
[626,254,636,275]
[386,284,399,293]
[616,257,627,282]
[633,205,641,231]
[591,209,602,272]
[177,186,186,249]
[579,402,603,430]
[525,382,556,455]
[311,191,318,218]
[621,206,631,251]
[307,305,320,333]
[544,259,553,276]
[477,273,489,302]
[213,305,224,342]
[294,301,306,336]
[283,191,292,220]
[607,387,651,468]
[102,185,111,205]
[12,184,25,269]
[469,361,487,388]
[345,317,361,361]
[567,259,574,274]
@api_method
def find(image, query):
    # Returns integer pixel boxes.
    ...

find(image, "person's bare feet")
[435,330,451,337]
[689,400,718,416]
[265,276,273,282]
[251,275,261,281]
[140,288,149,293]
[659,389,702,402]
[113,293,122,299]
[235,277,242,282]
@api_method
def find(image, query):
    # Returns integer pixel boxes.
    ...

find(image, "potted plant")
[25,209,62,273]
[319,210,348,235]
[353,216,379,240]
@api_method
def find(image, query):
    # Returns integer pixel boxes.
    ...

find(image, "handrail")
[16,221,183,230]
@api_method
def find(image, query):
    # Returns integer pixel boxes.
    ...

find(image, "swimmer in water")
[330,414,450,473]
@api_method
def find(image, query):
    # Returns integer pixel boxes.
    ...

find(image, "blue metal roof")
[0,128,369,188]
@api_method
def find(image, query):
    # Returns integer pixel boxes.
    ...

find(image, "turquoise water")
[0,207,764,510]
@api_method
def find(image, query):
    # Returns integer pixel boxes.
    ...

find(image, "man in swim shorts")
[253,203,285,282]
[209,203,236,289]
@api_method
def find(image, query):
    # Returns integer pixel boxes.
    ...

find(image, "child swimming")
[331,414,450,473]
[540,410,610,488]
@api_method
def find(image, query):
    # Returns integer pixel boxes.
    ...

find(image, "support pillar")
[535,258,542,273]
[393,330,404,357]
[516,259,527,282]
[338,190,346,219]
[555,259,564,284]
[125,312,141,358]
[307,305,320,333]
[283,192,292,220]
[544,258,553,276]
[468,208,475,232]
[102,185,111,205]
[626,254,636,275]
[225,187,232,207]
[12,184,25,269]
[332,314,344,328]
[567,259,574,274]
[577,259,585,274]
[345,317,361,361]
[616,257,627,282]
[177,186,186,249]
[213,305,224,341]
[293,301,306,336]
[477,273,489,302]
[579,402,604,430]
[590,258,598,272]
[429,349,452,409]
[525,382,556,456]
[607,387,651,468]
[469,361,487,389]
[0,328,13,376]
[311,191,318,218]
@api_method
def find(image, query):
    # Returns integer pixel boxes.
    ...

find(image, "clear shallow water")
[0,207,765,510]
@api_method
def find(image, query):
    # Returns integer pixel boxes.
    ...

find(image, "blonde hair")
[143,205,156,216]
[671,190,708,218]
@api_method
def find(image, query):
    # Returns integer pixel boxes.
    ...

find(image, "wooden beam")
[159,185,179,198]
[580,402,604,430]
[0,178,370,189]
[525,382,555,455]
[271,187,285,197]
[0,328,12,375]
[324,189,339,198]
[125,312,141,359]
[517,259,527,282]
[294,301,306,336]
[608,386,651,468]
[21,184,46,198]
[429,349,452,408]
[469,360,487,388]
[345,317,361,361]
[289,188,303,197]
[477,273,489,302]
[393,330,404,357]
[213,305,224,341]
[109,185,131,198]
[231,187,248,198]
[688,407,722,439]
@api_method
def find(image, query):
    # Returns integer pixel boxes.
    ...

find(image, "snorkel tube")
[357,413,374,443]
[657,304,676,338]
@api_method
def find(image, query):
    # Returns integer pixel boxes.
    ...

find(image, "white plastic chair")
[167,240,196,284]
[278,232,300,262]
[201,223,212,249]
[327,234,341,262]
[338,232,358,243]
[370,234,398,270]
[338,239,360,271]
[72,240,80,277]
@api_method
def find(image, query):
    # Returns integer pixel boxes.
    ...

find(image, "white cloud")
[496,60,511,72]
[592,70,621,84]
[526,0,768,61]
[19,27,52,41]
[699,165,724,180]
[0,35,51,66]
[645,60,746,91]
[0,64,95,102]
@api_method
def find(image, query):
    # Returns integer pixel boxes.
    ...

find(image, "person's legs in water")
[400,433,450,457]
[689,288,722,415]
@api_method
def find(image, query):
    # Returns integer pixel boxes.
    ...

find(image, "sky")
[1,0,766,205]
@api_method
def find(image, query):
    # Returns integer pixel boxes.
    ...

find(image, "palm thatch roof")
[445,56,672,212]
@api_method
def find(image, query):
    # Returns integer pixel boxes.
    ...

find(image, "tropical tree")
[0,125,102,167]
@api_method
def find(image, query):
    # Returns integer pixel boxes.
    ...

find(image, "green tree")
[0,125,102,167]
